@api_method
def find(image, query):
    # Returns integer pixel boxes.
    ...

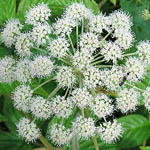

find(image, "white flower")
[49,123,73,146]
[56,66,76,87]
[116,88,140,113]
[143,87,150,111]
[100,66,124,91]
[15,33,33,57]
[30,96,52,119]
[48,37,70,58]
[124,57,145,82]
[137,40,150,65]
[98,119,123,144]
[90,94,114,119]
[72,116,96,139]
[0,56,16,83]
[83,66,101,89]
[25,2,51,26]
[89,13,110,33]
[113,28,134,50]
[109,10,132,30]
[29,56,53,78]
[71,88,93,108]
[100,41,123,64]
[79,32,99,53]
[12,85,33,112]
[2,19,23,48]
[17,117,40,143]
[15,59,32,83]
[72,50,93,71]
[53,16,76,36]
[31,23,51,47]
[64,3,92,22]
[52,96,73,118]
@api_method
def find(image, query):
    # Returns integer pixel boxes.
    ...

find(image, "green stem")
[92,136,99,150]
[92,59,106,65]
[98,0,107,9]
[32,47,48,54]
[47,85,61,100]
[33,78,53,92]
[64,87,70,98]
[39,135,54,150]
[93,55,104,61]
[59,58,71,66]
[96,65,112,68]
[81,19,84,34]
[82,109,85,117]
[90,88,97,97]
[125,83,144,92]
[76,22,79,50]
[68,34,75,54]
[123,52,137,57]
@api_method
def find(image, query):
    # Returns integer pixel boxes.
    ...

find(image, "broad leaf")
[0,132,32,150]
[120,0,150,41]
[0,0,16,25]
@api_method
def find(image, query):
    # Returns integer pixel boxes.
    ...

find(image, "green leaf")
[110,0,117,6]
[17,0,99,21]
[0,81,19,95]
[0,114,7,123]
[0,47,12,57]
[0,132,32,150]
[3,96,23,131]
[140,147,150,150]
[118,114,150,147]
[0,0,16,25]
[120,0,150,41]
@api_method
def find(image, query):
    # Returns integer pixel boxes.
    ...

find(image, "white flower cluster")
[0,56,16,83]
[72,116,96,139]
[98,120,122,144]
[17,117,40,143]
[1,2,150,148]
[49,123,73,146]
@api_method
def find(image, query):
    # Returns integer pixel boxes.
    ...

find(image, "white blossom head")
[48,37,70,58]
[113,28,134,50]
[109,10,132,30]
[15,59,32,83]
[31,23,51,47]
[90,94,114,119]
[83,66,101,89]
[98,119,123,144]
[64,3,93,23]
[30,96,52,119]
[116,88,140,113]
[71,88,93,108]
[79,32,99,53]
[89,13,111,34]
[2,19,23,48]
[124,57,146,82]
[72,51,93,71]
[137,40,150,65]
[29,56,53,78]
[143,87,150,111]
[17,117,40,143]
[53,16,76,36]
[72,116,96,139]
[12,85,33,112]
[56,66,76,87]
[15,33,33,57]
[25,2,51,26]
[100,66,124,91]
[52,96,73,118]
[100,41,123,64]
[49,123,73,146]
[0,56,16,83]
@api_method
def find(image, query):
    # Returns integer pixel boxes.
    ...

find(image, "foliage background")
[0,0,150,150]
